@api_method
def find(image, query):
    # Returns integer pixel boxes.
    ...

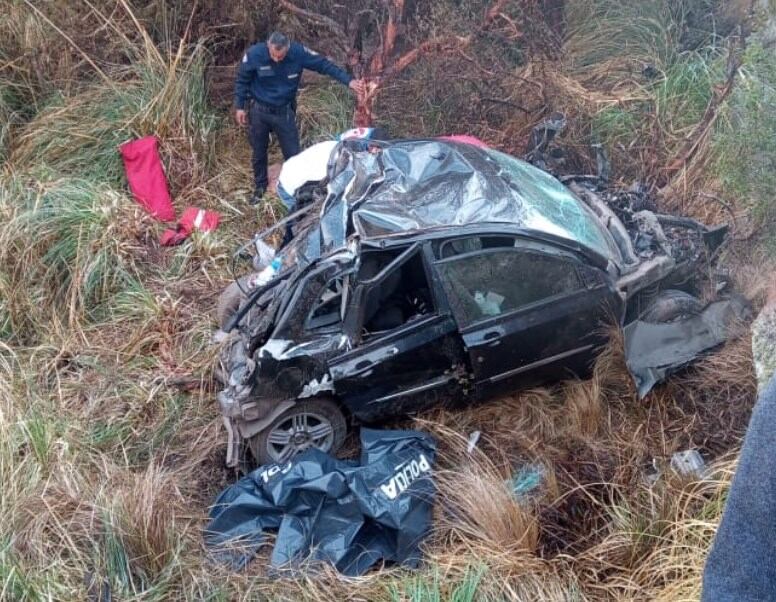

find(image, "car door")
[328,244,467,422]
[433,239,621,397]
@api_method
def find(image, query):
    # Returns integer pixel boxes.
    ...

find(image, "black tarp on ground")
[204,428,436,575]
[625,296,751,398]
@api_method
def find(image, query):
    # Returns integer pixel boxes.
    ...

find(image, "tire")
[640,289,703,323]
[217,276,252,330]
[248,398,347,466]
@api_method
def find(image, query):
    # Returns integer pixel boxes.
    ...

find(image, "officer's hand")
[235,109,247,127]
[349,79,366,97]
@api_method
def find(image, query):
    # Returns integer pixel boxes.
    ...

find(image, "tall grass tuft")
[0,80,29,163]
[563,0,729,180]
[11,41,218,188]
[0,178,139,337]
[564,0,679,82]
[0,4,222,339]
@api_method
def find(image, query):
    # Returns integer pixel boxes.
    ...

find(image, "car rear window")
[437,249,582,326]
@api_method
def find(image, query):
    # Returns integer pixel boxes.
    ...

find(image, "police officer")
[235,32,365,205]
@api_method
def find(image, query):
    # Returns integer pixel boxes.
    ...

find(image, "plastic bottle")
[254,257,282,287]
[253,238,276,270]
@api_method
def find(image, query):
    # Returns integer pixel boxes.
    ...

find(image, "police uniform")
[234,42,353,194]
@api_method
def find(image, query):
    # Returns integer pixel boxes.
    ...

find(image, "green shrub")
[714,40,776,251]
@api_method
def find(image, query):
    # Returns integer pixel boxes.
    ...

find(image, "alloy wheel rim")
[266,410,334,462]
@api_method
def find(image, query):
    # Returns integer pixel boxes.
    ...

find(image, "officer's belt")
[251,99,292,114]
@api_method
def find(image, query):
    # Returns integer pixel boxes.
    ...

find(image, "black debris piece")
[625,296,752,398]
[204,428,436,576]
[525,111,568,173]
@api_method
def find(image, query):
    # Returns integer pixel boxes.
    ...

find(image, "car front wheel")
[248,398,347,466]
[640,289,703,323]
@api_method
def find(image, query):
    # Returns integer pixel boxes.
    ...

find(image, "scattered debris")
[204,429,436,575]
[253,239,276,270]
[160,207,220,246]
[120,136,221,247]
[524,112,567,173]
[508,463,546,501]
[644,459,662,486]
[670,449,707,479]
[644,450,709,485]
[466,430,481,453]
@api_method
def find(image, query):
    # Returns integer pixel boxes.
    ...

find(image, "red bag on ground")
[160,207,220,246]
[119,136,176,222]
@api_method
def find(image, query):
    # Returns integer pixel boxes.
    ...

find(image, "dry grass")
[430,428,541,555]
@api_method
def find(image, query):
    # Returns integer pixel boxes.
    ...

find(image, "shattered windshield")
[485,149,621,261]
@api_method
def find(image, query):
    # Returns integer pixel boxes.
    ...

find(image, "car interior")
[305,235,583,337]
[435,236,583,326]
[306,275,347,330]
[357,248,434,337]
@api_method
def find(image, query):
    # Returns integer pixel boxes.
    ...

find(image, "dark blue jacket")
[234,42,352,109]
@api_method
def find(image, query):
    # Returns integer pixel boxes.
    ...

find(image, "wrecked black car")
[216,138,728,466]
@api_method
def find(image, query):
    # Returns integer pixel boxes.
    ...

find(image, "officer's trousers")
[248,101,301,191]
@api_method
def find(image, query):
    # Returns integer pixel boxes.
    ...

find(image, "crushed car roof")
[288,139,622,265]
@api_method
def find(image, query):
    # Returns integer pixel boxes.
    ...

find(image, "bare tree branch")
[279,0,347,39]
[386,35,463,77]
[283,0,520,126]
[370,0,404,74]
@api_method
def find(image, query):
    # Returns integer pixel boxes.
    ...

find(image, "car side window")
[437,235,516,259]
[436,249,582,327]
[306,274,348,331]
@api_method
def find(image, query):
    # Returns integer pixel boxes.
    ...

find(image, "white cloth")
[277,140,338,197]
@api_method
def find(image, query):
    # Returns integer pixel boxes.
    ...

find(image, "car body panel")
[430,238,622,397]
[460,287,617,396]
[328,314,466,421]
